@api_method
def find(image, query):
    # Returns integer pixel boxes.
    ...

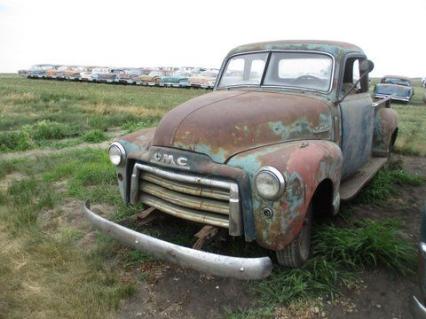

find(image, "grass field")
[0,75,425,318]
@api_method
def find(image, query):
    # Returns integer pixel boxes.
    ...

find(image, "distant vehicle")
[46,65,61,79]
[64,66,84,81]
[90,67,114,83]
[116,68,145,85]
[138,70,166,86]
[159,71,192,87]
[79,67,96,81]
[422,77,426,88]
[18,69,29,76]
[374,75,414,103]
[189,70,219,89]
[54,65,71,80]
[27,64,55,78]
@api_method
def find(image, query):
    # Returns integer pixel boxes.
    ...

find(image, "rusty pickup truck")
[83,40,398,280]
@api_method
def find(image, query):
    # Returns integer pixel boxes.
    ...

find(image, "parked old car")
[79,66,96,81]
[64,66,85,81]
[374,75,414,103]
[138,70,166,86]
[412,204,426,318]
[116,68,145,85]
[45,65,61,79]
[189,69,219,89]
[159,71,192,87]
[90,67,114,83]
[18,69,29,77]
[83,40,398,280]
[27,64,55,78]
[53,65,72,80]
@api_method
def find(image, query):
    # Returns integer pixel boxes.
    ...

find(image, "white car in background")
[189,69,219,89]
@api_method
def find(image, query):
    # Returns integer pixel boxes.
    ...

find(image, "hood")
[152,90,333,163]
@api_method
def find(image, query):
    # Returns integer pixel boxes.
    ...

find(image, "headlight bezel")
[254,166,286,200]
[108,142,126,166]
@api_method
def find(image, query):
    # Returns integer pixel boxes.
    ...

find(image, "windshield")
[382,78,410,86]
[218,52,333,92]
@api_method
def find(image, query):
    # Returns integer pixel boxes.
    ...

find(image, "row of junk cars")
[18,64,219,89]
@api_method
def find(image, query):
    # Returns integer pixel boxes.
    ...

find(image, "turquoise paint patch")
[268,121,290,139]
[119,140,145,153]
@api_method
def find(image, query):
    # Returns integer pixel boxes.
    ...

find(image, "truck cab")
[83,40,398,279]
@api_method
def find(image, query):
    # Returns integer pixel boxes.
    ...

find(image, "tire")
[276,206,312,267]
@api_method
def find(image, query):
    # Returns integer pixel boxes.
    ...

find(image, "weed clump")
[82,129,107,143]
[252,218,416,309]
[357,164,424,203]
[0,130,33,151]
[313,219,416,275]
[29,120,79,140]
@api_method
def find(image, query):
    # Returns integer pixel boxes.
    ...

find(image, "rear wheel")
[276,207,312,267]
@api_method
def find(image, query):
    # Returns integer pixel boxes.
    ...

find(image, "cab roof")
[227,40,364,58]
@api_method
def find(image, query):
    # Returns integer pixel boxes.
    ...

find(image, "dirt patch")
[118,267,252,319]
[325,271,417,319]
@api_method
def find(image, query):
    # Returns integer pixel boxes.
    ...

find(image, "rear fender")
[373,107,398,156]
[227,140,342,251]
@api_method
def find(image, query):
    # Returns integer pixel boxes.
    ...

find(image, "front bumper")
[82,201,273,280]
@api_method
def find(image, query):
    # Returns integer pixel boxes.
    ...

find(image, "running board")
[340,157,388,201]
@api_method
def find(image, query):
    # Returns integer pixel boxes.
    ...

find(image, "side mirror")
[360,59,374,73]
[335,59,375,105]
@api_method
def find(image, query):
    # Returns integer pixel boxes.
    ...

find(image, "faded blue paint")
[340,93,375,178]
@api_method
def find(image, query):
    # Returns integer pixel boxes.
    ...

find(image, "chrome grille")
[129,163,242,236]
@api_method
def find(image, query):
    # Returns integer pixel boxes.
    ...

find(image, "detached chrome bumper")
[82,201,273,280]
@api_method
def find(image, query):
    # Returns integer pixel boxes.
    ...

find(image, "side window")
[342,57,367,95]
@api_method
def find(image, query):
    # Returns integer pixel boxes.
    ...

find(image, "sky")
[0,0,425,77]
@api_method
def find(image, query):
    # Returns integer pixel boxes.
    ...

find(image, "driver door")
[339,57,374,179]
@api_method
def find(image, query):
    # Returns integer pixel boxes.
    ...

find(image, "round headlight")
[254,166,285,200]
[108,142,125,166]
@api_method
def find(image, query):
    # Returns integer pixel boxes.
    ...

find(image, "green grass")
[356,163,424,203]
[0,149,150,318]
[0,75,204,152]
[313,219,416,275]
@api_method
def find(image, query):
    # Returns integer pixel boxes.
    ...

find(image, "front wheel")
[276,207,312,267]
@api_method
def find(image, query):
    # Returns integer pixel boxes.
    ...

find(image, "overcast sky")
[0,0,425,77]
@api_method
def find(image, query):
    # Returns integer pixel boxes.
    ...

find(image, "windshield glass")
[218,53,268,87]
[383,78,410,86]
[218,52,333,92]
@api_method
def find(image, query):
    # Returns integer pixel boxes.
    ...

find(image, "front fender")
[227,140,342,251]
[114,127,156,202]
